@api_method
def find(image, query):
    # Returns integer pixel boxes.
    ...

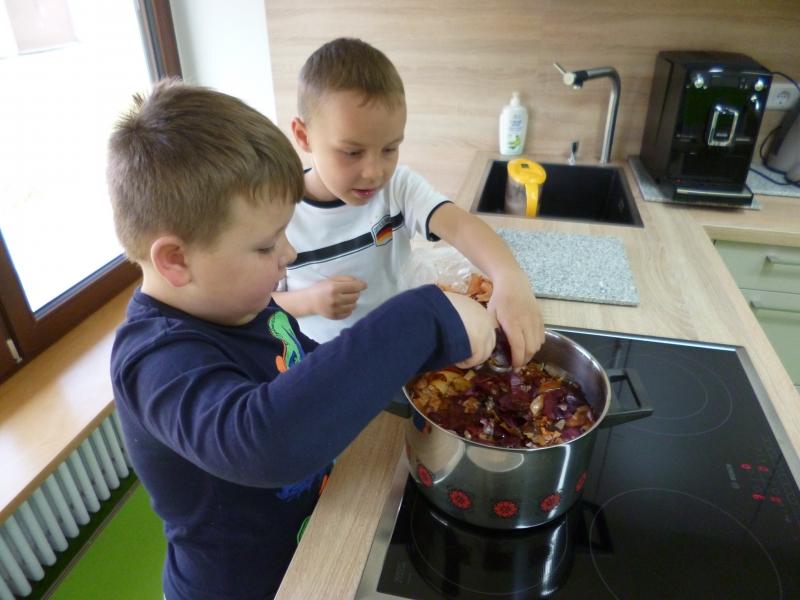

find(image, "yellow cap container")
[505,158,547,218]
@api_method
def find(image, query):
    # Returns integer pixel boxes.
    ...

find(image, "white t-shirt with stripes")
[283,166,450,343]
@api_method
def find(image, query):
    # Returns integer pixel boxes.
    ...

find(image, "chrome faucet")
[554,63,621,164]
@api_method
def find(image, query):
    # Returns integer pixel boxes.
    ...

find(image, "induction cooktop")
[356,328,800,599]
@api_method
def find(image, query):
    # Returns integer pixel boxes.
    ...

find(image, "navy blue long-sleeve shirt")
[110,284,469,599]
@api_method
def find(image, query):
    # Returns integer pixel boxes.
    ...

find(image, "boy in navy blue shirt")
[106,79,495,599]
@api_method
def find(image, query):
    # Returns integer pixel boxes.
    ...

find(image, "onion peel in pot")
[409,362,595,449]
[416,273,595,448]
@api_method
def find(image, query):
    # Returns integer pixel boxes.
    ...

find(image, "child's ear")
[150,236,192,288]
[291,117,312,152]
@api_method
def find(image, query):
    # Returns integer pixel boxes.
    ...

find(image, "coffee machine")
[640,51,772,207]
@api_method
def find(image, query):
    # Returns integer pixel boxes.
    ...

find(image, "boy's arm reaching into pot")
[428,203,545,367]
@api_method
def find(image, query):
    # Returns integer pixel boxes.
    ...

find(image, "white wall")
[169,0,276,121]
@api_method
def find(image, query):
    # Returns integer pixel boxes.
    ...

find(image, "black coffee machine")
[640,51,772,207]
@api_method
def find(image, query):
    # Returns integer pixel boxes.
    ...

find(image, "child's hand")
[443,291,497,369]
[310,275,367,319]
[487,269,545,367]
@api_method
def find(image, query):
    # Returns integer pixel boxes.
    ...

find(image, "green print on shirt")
[268,311,304,372]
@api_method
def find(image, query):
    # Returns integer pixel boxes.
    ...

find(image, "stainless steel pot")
[404,329,652,529]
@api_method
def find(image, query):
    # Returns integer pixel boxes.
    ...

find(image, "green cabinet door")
[740,288,800,386]
[715,240,800,295]
[714,239,800,388]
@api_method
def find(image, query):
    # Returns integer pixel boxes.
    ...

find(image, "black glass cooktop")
[356,329,800,599]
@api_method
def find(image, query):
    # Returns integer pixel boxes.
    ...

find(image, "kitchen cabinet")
[715,240,800,387]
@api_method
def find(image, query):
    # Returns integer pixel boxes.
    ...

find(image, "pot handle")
[599,368,653,428]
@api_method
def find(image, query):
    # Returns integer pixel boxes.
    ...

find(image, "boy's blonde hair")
[298,38,405,122]
[107,79,304,262]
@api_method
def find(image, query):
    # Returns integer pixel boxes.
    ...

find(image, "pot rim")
[404,329,612,453]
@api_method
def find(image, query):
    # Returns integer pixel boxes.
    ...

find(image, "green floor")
[49,483,165,600]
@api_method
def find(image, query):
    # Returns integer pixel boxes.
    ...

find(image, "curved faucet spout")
[553,63,621,164]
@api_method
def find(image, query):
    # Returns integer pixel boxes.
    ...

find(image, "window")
[0,0,180,383]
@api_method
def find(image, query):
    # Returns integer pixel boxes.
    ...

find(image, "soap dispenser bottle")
[499,91,528,155]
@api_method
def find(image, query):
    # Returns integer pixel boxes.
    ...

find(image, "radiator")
[0,412,131,599]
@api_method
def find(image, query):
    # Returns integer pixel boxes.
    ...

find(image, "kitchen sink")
[470,160,643,227]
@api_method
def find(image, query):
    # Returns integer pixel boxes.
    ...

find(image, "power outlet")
[766,82,800,111]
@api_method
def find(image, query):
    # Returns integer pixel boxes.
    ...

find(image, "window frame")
[0,0,181,383]
[0,302,17,382]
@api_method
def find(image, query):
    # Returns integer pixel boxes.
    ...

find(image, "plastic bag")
[398,243,482,293]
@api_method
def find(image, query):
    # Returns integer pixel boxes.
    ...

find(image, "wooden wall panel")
[266,0,800,197]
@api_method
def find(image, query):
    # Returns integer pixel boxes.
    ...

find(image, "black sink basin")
[471,160,643,227]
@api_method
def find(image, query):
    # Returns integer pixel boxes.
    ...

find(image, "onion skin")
[410,362,594,449]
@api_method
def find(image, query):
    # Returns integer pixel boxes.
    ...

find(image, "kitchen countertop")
[275,151,800,599]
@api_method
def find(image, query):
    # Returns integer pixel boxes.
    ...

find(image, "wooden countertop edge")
[0,283,137,523]
[276,412,406,599]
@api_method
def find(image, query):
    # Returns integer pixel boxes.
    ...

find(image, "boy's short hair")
[107,78,304,262]
[298,37,405,122]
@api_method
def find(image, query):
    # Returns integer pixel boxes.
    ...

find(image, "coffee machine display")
[640,51,772,207]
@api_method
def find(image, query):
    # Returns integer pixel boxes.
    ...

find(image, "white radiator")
[0,412,131,599]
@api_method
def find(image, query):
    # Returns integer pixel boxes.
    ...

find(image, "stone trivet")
[497,229,639,306]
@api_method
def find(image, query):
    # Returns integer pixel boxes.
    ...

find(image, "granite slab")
[496,229,640,306]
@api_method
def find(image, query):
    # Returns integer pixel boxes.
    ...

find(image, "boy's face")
[294,90,406,205]
[184,194,296,325]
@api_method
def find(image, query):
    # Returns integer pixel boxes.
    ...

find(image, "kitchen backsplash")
[266,1,800,198]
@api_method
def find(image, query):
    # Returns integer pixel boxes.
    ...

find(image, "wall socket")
[766,82,799,111]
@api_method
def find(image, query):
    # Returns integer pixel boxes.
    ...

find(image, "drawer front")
[716,240,800,295]
[741,288,800,385]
